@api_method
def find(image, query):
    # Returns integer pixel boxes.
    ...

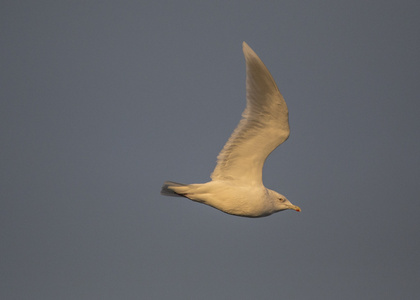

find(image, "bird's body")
[162,180,284,217]
[161,42,300,218]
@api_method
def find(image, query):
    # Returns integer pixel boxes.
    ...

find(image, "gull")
[161,42,300,217]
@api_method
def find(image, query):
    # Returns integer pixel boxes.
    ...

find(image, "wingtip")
[242,41,250,52]
[242,41,255,58]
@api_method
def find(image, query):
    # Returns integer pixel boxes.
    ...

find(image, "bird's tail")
[161,181,188,197]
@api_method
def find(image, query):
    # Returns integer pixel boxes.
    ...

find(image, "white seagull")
[161,42,300,217]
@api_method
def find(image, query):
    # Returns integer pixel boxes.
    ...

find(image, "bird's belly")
[197,186,272,217]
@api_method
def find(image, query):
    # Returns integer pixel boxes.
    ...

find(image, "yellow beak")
[290,205,301,212]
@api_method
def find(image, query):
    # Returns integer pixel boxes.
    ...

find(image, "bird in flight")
[161,42,300,217]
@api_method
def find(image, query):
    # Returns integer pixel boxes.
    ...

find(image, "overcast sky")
[1,1,419,299]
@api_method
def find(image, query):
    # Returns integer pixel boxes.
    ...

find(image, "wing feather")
[210,42,290,185]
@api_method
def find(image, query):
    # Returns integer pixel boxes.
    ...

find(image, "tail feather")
[161,181,188,197]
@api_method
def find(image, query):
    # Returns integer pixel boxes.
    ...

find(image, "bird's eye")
[279,198,286,203]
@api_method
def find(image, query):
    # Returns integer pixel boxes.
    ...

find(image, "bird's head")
[269,190,301,212]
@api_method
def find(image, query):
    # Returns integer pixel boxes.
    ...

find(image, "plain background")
[1,1,419,299]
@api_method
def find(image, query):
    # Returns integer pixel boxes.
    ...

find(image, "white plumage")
[161,42,300,217]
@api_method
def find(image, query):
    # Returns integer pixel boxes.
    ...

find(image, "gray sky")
[1,1,419,299]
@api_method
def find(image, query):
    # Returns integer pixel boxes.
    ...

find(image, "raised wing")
[210,42,290,186]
